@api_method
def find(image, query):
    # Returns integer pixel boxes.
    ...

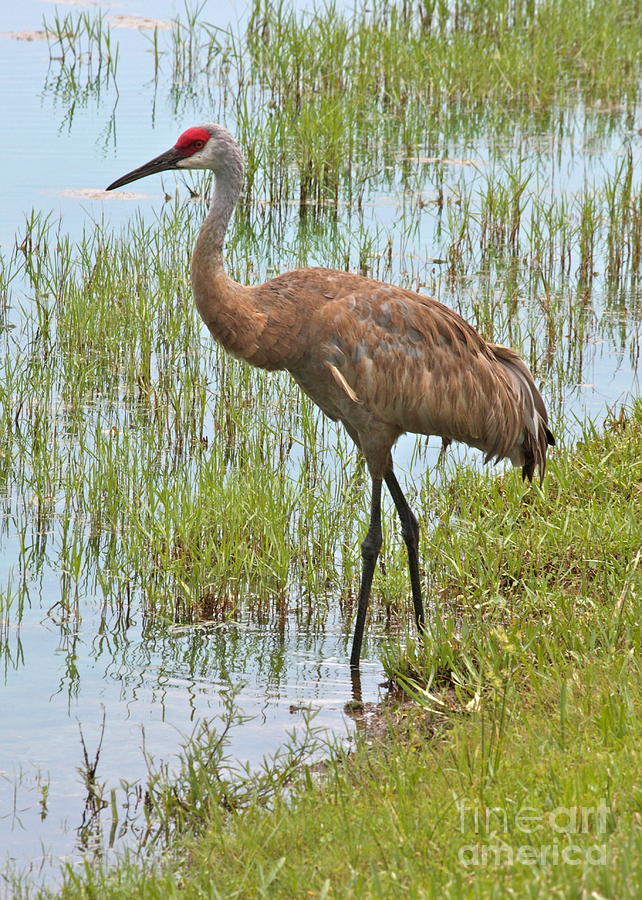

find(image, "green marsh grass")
[43,9,118,79]
[39,402,642,898]
[34,0,642,214]
[160,0,642,207]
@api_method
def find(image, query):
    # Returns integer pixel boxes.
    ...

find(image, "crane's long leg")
[350,476,383,669]
[384,469,425,635]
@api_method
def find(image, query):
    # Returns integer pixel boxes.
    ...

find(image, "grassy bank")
[41,402,642,899]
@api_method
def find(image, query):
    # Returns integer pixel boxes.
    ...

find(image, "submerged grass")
[38,402,642,899]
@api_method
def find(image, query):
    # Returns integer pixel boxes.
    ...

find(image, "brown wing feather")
[314,285,528,462]
[489,344,555,481]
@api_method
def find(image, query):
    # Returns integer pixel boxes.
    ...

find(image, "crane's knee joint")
[361,530,382,561]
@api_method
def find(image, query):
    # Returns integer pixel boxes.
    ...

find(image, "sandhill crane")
[106,123,554,669]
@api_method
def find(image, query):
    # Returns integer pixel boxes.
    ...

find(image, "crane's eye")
[193,140,205,150]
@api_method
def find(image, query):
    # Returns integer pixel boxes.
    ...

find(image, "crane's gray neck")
[196,147,244,272]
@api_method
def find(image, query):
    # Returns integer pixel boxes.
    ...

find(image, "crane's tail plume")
[490,345,555,482]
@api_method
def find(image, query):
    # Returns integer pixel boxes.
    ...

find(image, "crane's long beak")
[105,146,184,191]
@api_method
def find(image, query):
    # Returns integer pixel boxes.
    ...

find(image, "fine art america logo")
[457,798,611,867]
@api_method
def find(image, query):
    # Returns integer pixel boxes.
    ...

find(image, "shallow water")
[1,0,641,893]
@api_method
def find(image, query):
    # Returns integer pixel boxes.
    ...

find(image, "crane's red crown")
[175,126,211,156]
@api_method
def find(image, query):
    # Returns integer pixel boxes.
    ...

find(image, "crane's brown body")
[193,261,551,481]
[107,122,554,669]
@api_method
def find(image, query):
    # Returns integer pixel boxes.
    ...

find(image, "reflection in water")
[0,537,389,891]
[350,666,363,704]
